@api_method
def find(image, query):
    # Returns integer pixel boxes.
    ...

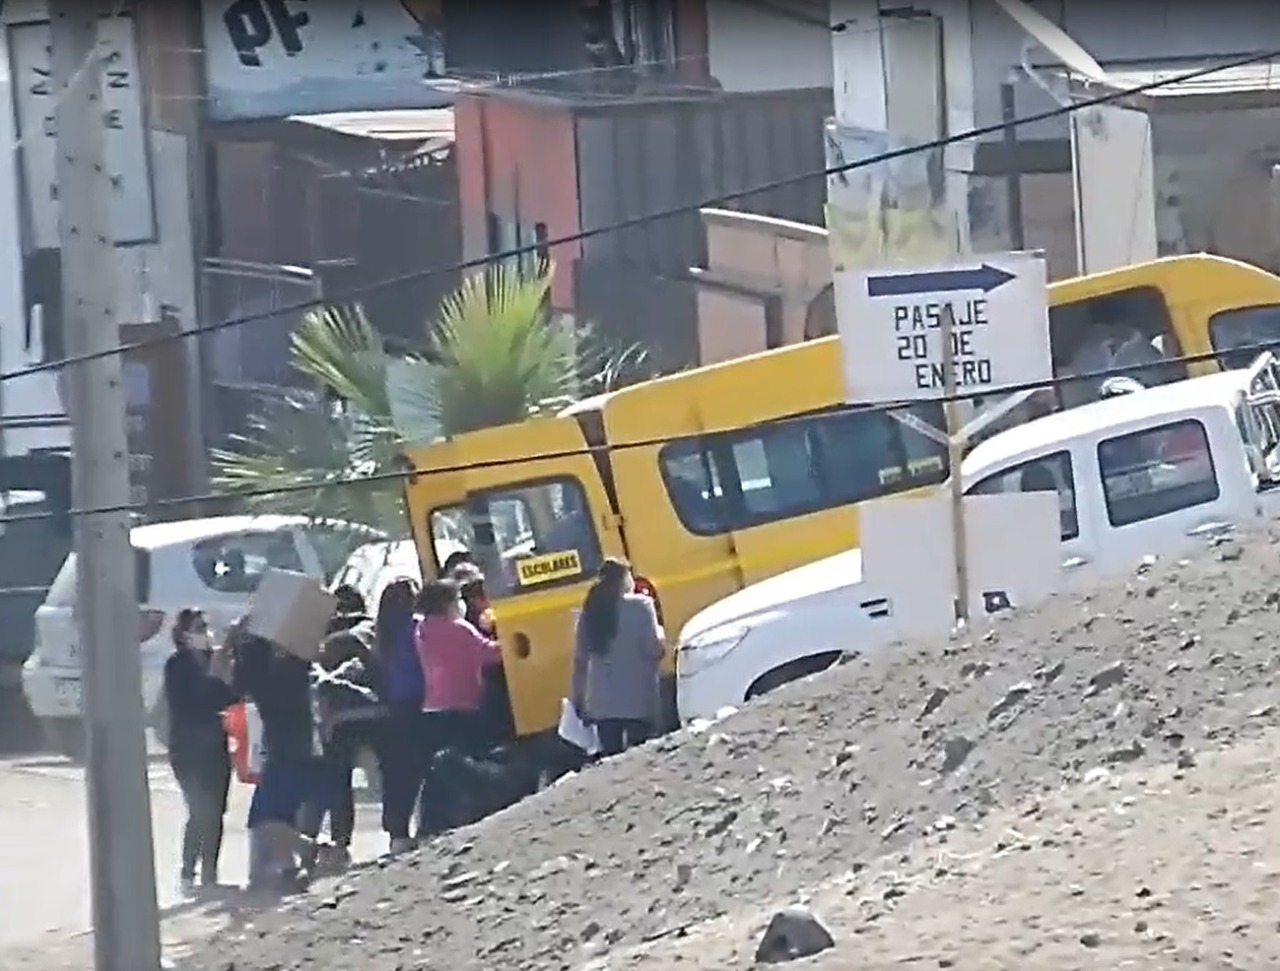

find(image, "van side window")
[1209,305,1280,370]
[429,478,602,598]
[1049,286,1184,408]
[966,451,1080,540]
[1097,419,1219,527]
[191,531,306,594]
[659,404,947,536]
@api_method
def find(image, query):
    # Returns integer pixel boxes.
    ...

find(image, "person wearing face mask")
[163,608,236,895]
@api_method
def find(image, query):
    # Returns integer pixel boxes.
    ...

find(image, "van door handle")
[1063,555,1090,570]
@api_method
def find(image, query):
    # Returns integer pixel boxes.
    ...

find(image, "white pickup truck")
[674,352,1280,724]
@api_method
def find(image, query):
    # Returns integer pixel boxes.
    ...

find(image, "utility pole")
[50,2,162,969]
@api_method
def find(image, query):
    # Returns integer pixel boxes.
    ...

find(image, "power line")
[1,49,1275,385]
[0,337,1267,527]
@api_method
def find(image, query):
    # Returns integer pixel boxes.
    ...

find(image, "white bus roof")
[961,369,1250,482]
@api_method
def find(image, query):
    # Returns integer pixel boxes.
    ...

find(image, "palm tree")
[211,261,649,533]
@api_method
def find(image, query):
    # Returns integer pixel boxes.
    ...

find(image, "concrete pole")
[50,2,162,968]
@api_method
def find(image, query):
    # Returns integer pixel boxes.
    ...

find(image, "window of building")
[966,450,1079,540]
[1097,419,1218,527]
[659,404,947,536]
[191,530,306,594]
[429,478,602,597]
[1209,305,1280,370]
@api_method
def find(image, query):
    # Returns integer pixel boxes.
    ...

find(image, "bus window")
[1049,287,1185,407]
[1209,306,1280,369]
[428,478,602,597]
[660,444,724,533]
[659,404,947,536]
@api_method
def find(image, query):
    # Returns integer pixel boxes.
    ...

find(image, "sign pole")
[939,304,970,626]
[51,2,162,968]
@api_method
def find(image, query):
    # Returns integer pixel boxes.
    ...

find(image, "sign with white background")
[6,9,155,248]
[201,0,449,121]
[860,490,1063,630]
[836,251,1052,405]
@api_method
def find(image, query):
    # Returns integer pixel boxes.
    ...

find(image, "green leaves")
[211,261,654,533]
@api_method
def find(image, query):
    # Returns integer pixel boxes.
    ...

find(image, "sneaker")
[178,875,197,898]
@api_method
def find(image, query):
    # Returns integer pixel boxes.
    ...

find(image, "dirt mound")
[186,528,1280,971]
[618,728,1280,970]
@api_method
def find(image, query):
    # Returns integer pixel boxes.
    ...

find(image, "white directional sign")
[835,252,1053,405]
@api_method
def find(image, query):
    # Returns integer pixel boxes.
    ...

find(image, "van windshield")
[429,477,602,598]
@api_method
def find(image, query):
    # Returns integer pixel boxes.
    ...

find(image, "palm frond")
[213,260,663,532]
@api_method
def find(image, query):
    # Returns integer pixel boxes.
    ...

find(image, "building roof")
[287,108,456,147]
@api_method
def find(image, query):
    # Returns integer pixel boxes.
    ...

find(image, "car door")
[965,448,1096,582]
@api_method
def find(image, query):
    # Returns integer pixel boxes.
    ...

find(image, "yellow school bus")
[401,253,1280,745]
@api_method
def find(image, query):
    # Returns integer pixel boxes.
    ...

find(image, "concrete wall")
[692,208,830,363]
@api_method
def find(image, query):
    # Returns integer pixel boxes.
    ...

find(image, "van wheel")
[42,717,85,762]
[745,652,843,702]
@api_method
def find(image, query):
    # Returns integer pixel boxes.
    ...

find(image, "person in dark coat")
[230,621,323,891]
[372,578,424,854]
[307,588,385,868]
[163,608,236,895]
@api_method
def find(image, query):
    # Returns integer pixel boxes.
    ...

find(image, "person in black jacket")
[304,588,384,869]
[163,608,235,895]
[231,623,323,892]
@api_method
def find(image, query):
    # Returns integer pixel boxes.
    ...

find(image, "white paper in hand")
[557,698,599,755]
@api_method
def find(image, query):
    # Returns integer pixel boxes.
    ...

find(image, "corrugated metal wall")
[572,87,832,370]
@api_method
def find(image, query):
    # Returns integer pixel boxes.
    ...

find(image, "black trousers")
[312,719,380,847]
[417,709,482,837]
[171,750,231,883]
[380,704,426,840]
[596,718,651,757]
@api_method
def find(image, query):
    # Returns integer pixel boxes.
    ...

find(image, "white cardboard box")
[246,568,336,661]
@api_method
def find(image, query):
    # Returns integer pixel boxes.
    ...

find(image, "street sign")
[835,251,1053,405]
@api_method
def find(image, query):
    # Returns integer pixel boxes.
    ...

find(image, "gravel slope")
[187,527,1280,971]
[613,727,1280,970]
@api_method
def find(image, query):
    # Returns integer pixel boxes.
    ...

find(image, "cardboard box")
[245,568,336,661]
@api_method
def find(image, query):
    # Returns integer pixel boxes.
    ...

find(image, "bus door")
[403,438,476,582]
[424,433,624,738]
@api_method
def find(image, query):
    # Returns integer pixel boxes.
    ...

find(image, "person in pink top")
[413,578,501,834]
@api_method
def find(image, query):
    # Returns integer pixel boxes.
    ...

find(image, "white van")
[675,354,1280,723]
[331,539,423,611]
[22,515,382,757]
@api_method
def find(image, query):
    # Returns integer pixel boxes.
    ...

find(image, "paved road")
[0,749,385,960]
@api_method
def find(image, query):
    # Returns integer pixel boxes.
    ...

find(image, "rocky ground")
[183,526,1280,971]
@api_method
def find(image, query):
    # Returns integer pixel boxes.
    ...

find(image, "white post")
[51,2,162,968]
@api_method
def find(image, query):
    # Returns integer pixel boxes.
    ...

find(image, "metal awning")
[287,108,456,149]
[1102,60,1280,98]
[1044,57,1280,109]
